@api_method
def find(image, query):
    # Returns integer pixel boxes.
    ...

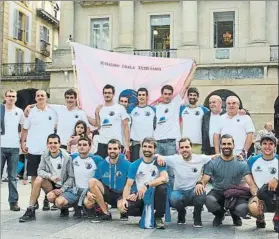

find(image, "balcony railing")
[133,49,177,58]
[2,62,51,80]
[270,45,278,62]
[40,40,51,57]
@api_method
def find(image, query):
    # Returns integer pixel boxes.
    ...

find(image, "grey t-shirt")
[204,156,251,191]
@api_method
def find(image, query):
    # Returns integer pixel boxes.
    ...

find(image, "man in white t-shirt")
[157,137,215,228]
[180,87,209,154]
[130,88,156,162]
[21,90,57,210]
[214,96,255,156]
[247,134,279,233]
[95,84,130,159]
[25,89,92,149]
[1,89,24,211]
[154,83,189,190]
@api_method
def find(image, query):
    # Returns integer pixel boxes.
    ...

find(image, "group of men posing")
[0,85,278,232]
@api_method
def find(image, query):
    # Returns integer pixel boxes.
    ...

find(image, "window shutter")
[40,26,44,41]
[13,10,19,39]
[24,14,29,43]
[47,28,49,43]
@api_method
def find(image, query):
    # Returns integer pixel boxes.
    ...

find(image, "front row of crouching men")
[19,133,279,233]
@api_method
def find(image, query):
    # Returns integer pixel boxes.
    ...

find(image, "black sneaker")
[34,201,39,210]
[91,212,112,222]
[19,207,36,222]
[273,215,279,233]
[256,218,266,228]
[42,198,50,211]
[177,209,186,224]
[50,204,58,211]
[60,208,69,217]
[155,217,165,229]
[120,213,129,221]
[87,207,97,219]
[193,210,203,228]
[232,214,242,226]
[73,206,82,219]
[10,202,20,211]
[213,212,225,227]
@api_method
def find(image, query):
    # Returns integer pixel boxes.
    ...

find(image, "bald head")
[209,95,222,113]
[35,90,47,104]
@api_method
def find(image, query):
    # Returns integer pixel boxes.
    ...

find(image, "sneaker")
[19,207,36,222]
[10,202,20,211]
[87,207,97,219]
[73,206,82,219]
[120,213,129,221]
[273,215,279,233]
[155,217,165,229]
[256,218,266,228]
[232,214,242,226]
[213,213,225,227]
[177,209,186,224]
[193,210,203,228]
[42,198,50,211]
[91,212,112,222]
[50,204,58,211]
[60,208,69,217]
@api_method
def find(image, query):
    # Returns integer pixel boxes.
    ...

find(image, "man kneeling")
[19,134,74,222]
[118,137,169,229]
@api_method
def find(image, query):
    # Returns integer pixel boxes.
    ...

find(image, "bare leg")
[29,177,53,206]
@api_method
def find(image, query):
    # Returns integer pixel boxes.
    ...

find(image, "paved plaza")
[0,181,278,239]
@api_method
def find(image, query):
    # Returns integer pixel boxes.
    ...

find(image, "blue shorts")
[62,189,80,205]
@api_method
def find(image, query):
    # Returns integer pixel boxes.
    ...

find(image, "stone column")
[116,1,134,52]
[249,1,266,44]
[181,1,198,46]
[58,1,74,49]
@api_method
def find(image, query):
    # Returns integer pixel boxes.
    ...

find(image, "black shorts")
[102,183,122,207]
[118,197,144,217]
[27,154,41,176]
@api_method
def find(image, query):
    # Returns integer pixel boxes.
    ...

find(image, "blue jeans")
[170,188,206,212]
[156,140,177,191]
[1,148,19,204]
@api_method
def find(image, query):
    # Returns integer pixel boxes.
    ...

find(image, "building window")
[40,26,50,57]
[40,26,50,43]
[15,49,24,74]
[90,18,110,50]
[214,11,235,48]
[13,10,29,43]
[150,15,170,51]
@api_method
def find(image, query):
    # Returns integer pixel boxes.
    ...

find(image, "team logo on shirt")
[192,167,198,173]
[85,162,92,169]
[237,119,240,122]
[133,112,140,117]
[15,112,18,116]
[195,111,200,116]
[255,166,262,172]
[145,111,151,116]
[138,171,144,175]
[116,171,122,177]
[269,167,277,175]
[103,172,109,178]
[183,110,189,115]
[75,115,79,118]
[164,108,169,114]
[109,111,115,116]
[73,161,80,166]
[158,116,166,124]
[49,116,52,120]
[102,119,112,127]
[151,170,156,177]
[57,164,62,170]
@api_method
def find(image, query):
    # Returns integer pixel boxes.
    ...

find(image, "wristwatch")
[144,182,149,189]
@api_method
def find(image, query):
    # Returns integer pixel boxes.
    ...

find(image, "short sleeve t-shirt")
[128,158,167,191]
[164,154,211,190]
[154,95,182,141]
[180,106,209,144]
[214,113,255,153]
[23,106,57,155]
[209,113,222,147]
[248,154,278,188]
[204,156,251,191]
[50,105,90,145]
[98,104,129,145]
[130,105,156,141]
[1,106,24,148]
[72,155,97,189]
